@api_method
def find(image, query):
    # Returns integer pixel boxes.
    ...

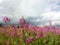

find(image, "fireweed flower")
[55,30,60,35]
[28,23,33,29]
[12,25,16,30]
[36,33,41,39]
[19,16,26,26]
[42,28,49,37]
[17,29,23,38]
[49,29,56,33]
[3,16,10,23]
[30,37,34,42]
[25,37,31,44]
[29,27,36,33]
[24,24,28,28]
[10,31,16,37]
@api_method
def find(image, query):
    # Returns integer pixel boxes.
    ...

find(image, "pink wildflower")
[55,30,60,35]
[12,26,16,30]
[42,28,49,37]
[30,37,34,42]
[36,33,41,39]
[10,31,16,37]
[3,16,10,23]
[25,37,31,44]
[19,16,26,25]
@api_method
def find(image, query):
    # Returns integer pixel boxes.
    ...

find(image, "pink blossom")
[10,31,16,36]
[30,37,34,42]
[24,24,28,28]
[42,28,49,37]
[19,17,26,25]
[12,26,16,30]
[55,30,60,35]
[49,29,56,33]
[3,16,10,23]
[42,28,49,33]
[25,37,31,44]
[36,33,41,39]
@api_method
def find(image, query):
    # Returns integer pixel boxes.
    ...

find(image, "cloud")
[0,0,60,26]
[41,11,60,21]
[0,0,60,17]
[0,0,2,3]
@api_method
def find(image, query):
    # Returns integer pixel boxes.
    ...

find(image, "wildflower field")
[0,0,60,45]
[0,25,60,45]
[0,16,60,45]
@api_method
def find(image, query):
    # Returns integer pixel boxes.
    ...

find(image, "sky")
[0,0,60,26]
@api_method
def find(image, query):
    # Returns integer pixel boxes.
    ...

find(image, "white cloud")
[14,0,50,18]
[0,0,60,26]
[38,11,60,26]
[0,0,60,18]
[0,0,2,3]
[41,11,60,21]
[15,0,59,18]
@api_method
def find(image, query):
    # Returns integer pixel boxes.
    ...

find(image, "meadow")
[0,25,60,45]
[0,16,60,45]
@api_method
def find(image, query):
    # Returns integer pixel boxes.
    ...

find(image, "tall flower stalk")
[3,16,10,25]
